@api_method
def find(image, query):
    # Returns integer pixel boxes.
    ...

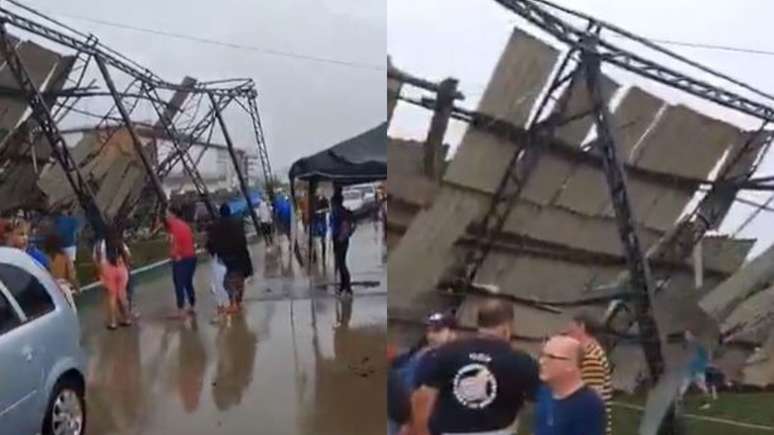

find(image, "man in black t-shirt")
[412,300,540,435]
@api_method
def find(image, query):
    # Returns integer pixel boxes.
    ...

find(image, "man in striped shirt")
[564,312,613,435]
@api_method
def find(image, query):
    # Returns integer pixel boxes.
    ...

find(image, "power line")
[15,3,383,72]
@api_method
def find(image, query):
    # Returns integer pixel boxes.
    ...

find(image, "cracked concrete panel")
[473,253,620,301]
[701,236,754,276]
[477,28,559,126]
[456,294,608,341]
[0,41,60,143]
[553,164,609,216]
[520,152,575,205]
[94,157,131,213]
[741,334,774,387]
[0,162,45,212]
[106,165,145,218]
[444,128,517,194]
[640,186,692,231]
[388,187,489,319]
[634,105,739,179]
[502,200,663,257]
[387,172,438,208]
[699,241,774,322]
[388,139,425,177]
[611,86,665,161]
[554,73,619,146]
[37,133,98,206]
[715,346,753,383]
[720,286,774,344]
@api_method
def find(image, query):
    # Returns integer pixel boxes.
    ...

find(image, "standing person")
[212,204,253,313]
[331,189,355,297]
[389,311,457,435]
[205,219,230,324]
[312,194,329,264]
[679,330,713,409]
[165,208,198,319]
[564,313,613,434]
[411,300,540,435]
[257,199,274,245]
[52,208,81,264]
[93,225,132,330]
[43,233,80,295]
[534,336,606,435]
[6,218,49,269]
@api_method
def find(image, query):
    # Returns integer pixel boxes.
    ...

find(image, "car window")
[0,263,55,321]
[0,289,21,335]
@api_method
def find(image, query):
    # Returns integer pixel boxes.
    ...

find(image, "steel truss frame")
[0,3,275,234]
[443,1,774,433]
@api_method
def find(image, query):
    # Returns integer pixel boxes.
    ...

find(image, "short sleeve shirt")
[414,337,540,434]
[534,385,606,435]
[166,217,196,259]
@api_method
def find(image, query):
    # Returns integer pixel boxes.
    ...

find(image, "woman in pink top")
[94,225,132,330]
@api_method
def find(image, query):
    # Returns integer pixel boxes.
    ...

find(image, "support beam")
[0,22,104,230]
[94,54,168,209]
[424,78,458,181]
[583,50,672,433]
[209,92,262,237]
[458,46,582,286]
[142,82,217,218]
[245,94,275,201]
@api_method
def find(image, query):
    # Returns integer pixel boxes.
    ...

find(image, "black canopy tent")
[288,122,387,268]
[288,122,387,186]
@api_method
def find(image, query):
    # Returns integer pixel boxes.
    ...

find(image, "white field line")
[612,401,774,432]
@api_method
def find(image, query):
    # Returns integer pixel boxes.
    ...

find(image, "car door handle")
[21,346,33,362]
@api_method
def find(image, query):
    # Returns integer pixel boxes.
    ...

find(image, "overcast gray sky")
[388,0,774,257]
[17,0,385,177]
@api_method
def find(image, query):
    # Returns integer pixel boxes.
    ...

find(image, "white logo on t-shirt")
[452,363,497,409]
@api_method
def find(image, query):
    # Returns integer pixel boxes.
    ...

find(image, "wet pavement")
[75,222,387,435]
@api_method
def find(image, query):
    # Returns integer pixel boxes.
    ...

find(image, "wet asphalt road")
[74,223,387,435]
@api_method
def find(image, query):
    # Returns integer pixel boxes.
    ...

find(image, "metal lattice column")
[209,92,262,238]
[0,21,105,229]
[246,94,275,201]
[142,82,217,217]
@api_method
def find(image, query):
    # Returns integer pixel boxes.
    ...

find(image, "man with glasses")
[534,336,606,435]
[411,300,539,435]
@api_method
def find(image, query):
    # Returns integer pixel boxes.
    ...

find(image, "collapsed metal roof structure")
[388,1,774,433]
[0,0,274,235]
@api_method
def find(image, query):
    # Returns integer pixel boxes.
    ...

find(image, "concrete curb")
[79,231,260,292]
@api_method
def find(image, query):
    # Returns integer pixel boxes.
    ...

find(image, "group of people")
[0,210,83,296]
[388,301,613,435]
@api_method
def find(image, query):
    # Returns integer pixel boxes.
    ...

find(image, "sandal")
[120,321,133,327]
[106,324,118,330]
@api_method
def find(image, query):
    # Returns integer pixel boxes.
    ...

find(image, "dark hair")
[572,311,604,337]
[43,232,64,255]
[477,300,514,329]
[104,225,125,266]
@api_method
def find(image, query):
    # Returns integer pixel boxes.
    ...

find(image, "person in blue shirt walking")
[679,329,714,409]
[52,208,81,264]
[534,335,606,435]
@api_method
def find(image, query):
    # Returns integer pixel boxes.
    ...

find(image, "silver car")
[0,247,86,435]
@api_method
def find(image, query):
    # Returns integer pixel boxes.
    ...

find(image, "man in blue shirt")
[679,330,713,409]
[52,209,81,263]
[534,336,606,435]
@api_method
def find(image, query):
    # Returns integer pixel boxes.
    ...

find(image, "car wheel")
[42,377,86,435]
